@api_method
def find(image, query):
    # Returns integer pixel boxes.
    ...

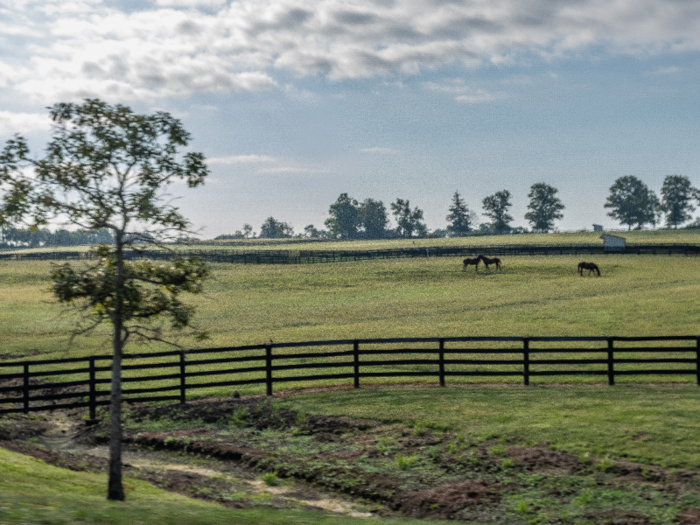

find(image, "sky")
[1,0,699,238]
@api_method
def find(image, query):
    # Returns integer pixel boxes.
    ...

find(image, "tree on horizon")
[446,191,475,236]
[391,198,427,238]
[259,217,294,238]
[482,190,513,233]
[604,175,660,230]
[358,198,389,239]
[660,175,696,229]
[524,183,565,232]
[325,193,359,239]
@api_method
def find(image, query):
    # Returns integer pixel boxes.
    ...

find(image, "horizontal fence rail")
[1,243,700,264]
[1,336,699,418]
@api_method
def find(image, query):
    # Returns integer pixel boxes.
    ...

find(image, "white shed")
[600,234,626,252]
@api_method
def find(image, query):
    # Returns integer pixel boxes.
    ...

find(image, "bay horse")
[462,256,481,271]
[577,262,600,276]
[479,254,502,271]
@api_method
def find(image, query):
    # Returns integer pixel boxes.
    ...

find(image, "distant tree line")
[0,227,114,248]
[605,174,700,230]
[215,175,700,241]
[217,183,565,240]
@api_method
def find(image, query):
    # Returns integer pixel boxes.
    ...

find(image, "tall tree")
[390,198,427,238]
[604,175,659,230]
[303,224,325,238]
[242,223,254,238]
[325,193,359,239]
[446,191,474,236]
[481,190,513,233]
[660,175,696,229]
[358,198,389,239]
[524,183,565,232]
[0,99,209,501]
[259,217,293,238]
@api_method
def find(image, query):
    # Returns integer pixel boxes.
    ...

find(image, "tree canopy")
[325,193,359,239]
[482,190,513,233]
[660,175,696,229]
[390,198,427,238]
[0,99,209,501]
[446,191,474,236]
[604,175,660,230]
[259,217,294,238]
[524,183,564,232]
[358,198,389,239]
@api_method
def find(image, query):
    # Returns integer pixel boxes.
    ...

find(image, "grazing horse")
[577,262,600,276]
[462,256,481,271]
[479,254,502,271]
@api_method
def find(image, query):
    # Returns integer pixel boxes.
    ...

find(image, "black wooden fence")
[1,336,699,419]
[2,243,700,264]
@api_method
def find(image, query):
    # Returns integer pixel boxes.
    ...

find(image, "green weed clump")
[260,473,281,486]
[395,454,419,470]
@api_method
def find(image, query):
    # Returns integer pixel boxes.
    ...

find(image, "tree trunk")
[107,327,124,500]
[108,235,125,501]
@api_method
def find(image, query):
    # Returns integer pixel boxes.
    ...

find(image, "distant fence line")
[1,243,700,264]
[1,336,699,419]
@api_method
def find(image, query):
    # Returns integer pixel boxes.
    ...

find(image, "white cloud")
[258,166,308,173]
[207,154,276,165]
[257,165,328,174]
[455,90,498,104]
[649,66,683,75]
[154,0,226,6]
[0,111,50,135]
[360,147,400,154]
[1,0,700,100]
[423,79,500,103]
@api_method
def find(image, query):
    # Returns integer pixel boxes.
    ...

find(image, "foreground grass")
[276,385,700,470]
[0,446,437,525]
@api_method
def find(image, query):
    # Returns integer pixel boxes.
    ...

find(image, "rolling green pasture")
[1,253,699,396]
[2,253,699,359]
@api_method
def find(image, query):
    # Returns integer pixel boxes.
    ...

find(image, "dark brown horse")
[479,254,502,271]
[462,256,481,271]
[577,262,600,276]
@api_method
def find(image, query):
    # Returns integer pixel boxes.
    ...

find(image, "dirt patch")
[677,509,700,524]
[396,481,499,520]
[507,445,586,471]
[0,413,52,441]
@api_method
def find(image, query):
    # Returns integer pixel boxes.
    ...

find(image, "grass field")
[2,253,699,361]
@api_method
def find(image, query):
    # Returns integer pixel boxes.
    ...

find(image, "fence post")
[607,338,615,386]
[23,364,29,414]
[179,351,187,404]
[353,340,360,389]
[89,357,97,420]
[523,338,530,386]
[696,337,700,387]
[266,344,273,396]
[439,339,445,387]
